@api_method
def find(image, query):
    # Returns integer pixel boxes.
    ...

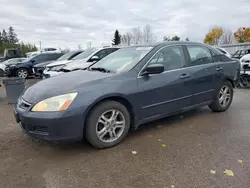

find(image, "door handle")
[216,67,223,71]
[180,74,190,79]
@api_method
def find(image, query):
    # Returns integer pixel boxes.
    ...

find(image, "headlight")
[32,92,78,112]
[50,65,65,71]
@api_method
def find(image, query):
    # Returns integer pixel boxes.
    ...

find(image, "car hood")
[46,60,71,67]
[22,70,114,104]
[62,59,93,71]
[33,61,55,68]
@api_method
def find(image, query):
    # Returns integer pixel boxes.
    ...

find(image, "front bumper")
[33,67,45,77]
[42,70,64,79]
[5,66,16,77]
[14,100,85,142]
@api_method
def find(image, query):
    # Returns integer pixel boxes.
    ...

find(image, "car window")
[42,53,62,61]
[33,54,45,62]
[72,49,97,60]
[187,46,213,66]
[106,48,119,54]
[93,49,109,59]
[148,46,185,71]
[57,51,82,61]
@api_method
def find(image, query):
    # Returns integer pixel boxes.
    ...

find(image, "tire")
[209,81,233,112]
[85,100,130,149]
[0,69,4,77]
[17,68,29,79]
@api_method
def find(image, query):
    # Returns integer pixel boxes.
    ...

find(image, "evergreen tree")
[2,29,8,44]
[8,26,18,44]
[112,30,121,45]
[172,35,180,41]
[0,31,2,45]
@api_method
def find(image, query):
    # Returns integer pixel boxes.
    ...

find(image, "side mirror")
[141,64,164,76]
[90,56,100,62]
[31,60,36,64]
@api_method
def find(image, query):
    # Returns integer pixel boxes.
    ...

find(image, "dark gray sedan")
[14,42,240,148]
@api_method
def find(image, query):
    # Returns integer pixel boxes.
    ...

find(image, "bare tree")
[143,24,153,44]
[86,41,92,49]
[219,28,234,44]
[131,27,142,44]
[77,44,82,50]
[64,47,70,53]
[121,32,133,46]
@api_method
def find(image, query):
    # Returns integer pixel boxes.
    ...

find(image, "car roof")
[121,41,211,49]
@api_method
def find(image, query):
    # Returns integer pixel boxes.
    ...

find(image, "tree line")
[0,26,37,56]
[112,25,250,47]
[204,27,250,45]
[111,24,189,46]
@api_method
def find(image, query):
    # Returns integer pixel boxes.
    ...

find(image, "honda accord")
[14,42,239,148]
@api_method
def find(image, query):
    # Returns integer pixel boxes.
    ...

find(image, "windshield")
[72,48,97,60]
[57,51,78,61]
[90,46,153,73]
[24,54,37,62]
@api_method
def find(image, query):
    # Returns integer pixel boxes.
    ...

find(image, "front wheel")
[17,68,29,79]
[85,100,130,149]
[209,81,233,112]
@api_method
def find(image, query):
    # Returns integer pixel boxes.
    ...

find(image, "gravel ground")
[0,79,250,188]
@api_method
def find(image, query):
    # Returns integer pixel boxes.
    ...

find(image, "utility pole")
[39,41,42,50]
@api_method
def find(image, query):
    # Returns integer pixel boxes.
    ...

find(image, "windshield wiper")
[89,67,112,73]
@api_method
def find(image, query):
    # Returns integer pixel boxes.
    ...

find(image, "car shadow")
[39,107,212,153]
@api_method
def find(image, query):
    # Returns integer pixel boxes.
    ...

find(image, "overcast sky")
[0,0,249,49]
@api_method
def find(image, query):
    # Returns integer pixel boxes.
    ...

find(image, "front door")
[137,45,191,120]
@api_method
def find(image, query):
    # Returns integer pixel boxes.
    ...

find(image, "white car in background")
[0,58,26,76]
[26,48,63,58]
[215,47,231,57]
[240,54,250,72]
[43,47,119,78]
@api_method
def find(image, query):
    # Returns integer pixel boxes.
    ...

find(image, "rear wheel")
[17,68,29,79]
[85,100,130,149]
[209,81,233,112]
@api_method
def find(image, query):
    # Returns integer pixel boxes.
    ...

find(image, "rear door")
[183,45,217,105]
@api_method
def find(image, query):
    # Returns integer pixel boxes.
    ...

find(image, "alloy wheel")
[18,70,27,78]
[96,109,125,143]
[219,85,231,107]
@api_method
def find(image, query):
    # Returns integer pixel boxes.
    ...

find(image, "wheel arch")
[83,94,136,130]
[224,77,235,88]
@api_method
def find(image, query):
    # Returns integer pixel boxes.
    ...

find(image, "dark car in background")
[0,58,26,76]
[32,50,83,77]
[6,52,64,78]
[14,42,239,149]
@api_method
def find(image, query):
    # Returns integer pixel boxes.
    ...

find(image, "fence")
[216,42,250,55]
